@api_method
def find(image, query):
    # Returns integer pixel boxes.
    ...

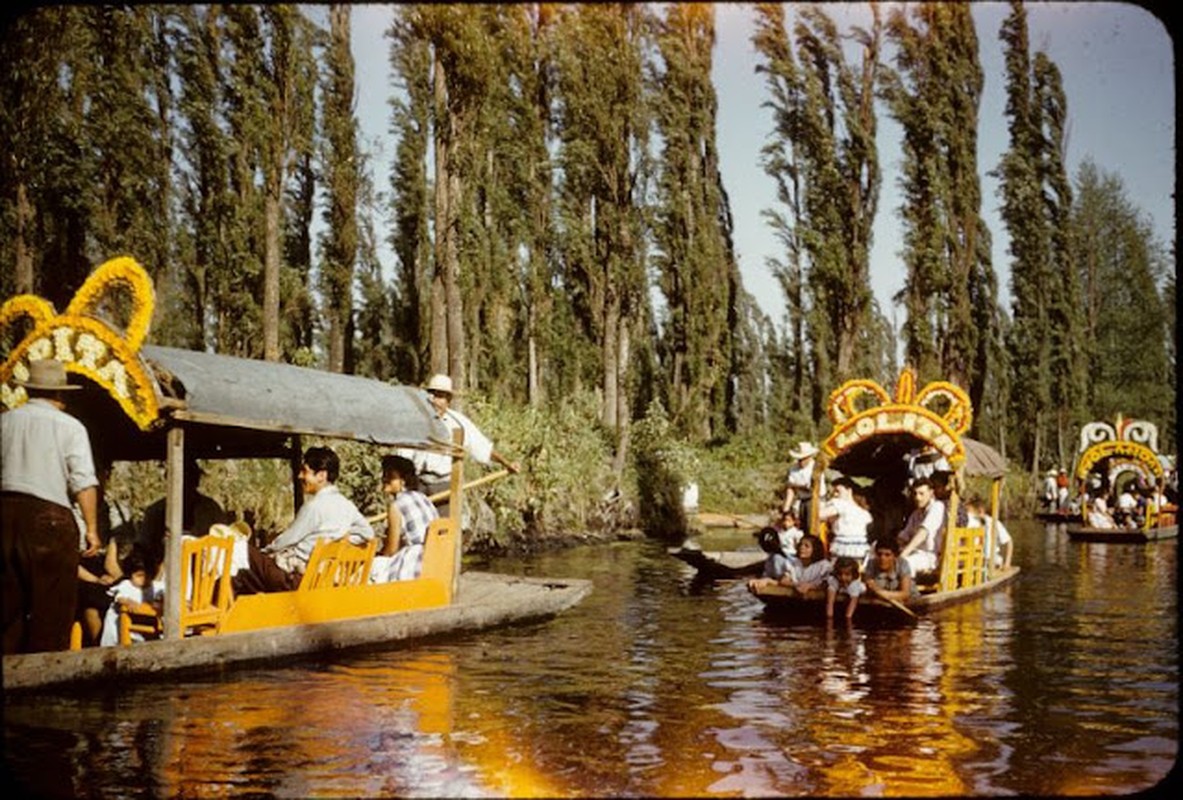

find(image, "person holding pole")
[400,374,521,515]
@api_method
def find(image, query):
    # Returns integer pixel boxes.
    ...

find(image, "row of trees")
[0,2,1174,476]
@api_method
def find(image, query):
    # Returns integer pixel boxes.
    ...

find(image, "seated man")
[234,446,374,594]
[863,539,918,604]
[896,477,946,578]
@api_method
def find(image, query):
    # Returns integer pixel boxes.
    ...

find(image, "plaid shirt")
[392,490,438,548]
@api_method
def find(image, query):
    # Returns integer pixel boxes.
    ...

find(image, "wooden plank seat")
[117,534,234,644]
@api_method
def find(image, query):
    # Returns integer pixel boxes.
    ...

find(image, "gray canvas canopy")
[75,345,451,461]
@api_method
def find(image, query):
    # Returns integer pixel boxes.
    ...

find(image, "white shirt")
[819,496,872,557]
[899,498,947,555]
[1115,491,1137,511]
[264,485,374,570]
[1,398,98,509]
[401,405,495,482]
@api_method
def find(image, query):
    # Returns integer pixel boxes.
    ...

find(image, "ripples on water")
[3,522,1177,797]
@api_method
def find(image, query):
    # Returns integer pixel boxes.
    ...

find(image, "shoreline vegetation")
[104,388,1037,557]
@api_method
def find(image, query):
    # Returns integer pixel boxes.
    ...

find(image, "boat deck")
[2,572,592,692]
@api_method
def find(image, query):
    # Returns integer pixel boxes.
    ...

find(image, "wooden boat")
[668,543,766,578]
[692,511,765,529]
[1035,509,1080,524]
[1,257,590,691]
[751,367,1020,621]
[1065,415,1177,544]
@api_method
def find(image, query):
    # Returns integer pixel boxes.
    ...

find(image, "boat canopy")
[819,368,1004,479]
[1073,417,1165,481]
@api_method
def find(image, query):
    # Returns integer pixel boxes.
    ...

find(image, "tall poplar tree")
[882,1,998,408]
[321,4,359,373]
[552,3,652,444]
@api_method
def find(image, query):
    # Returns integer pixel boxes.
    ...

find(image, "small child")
[99,554,164,647]
[825,555,866,620]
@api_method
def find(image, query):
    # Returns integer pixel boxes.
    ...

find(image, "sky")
[348,2,1175,326]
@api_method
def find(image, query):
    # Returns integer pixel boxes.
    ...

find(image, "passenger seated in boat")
[964,497,1013,569]
[862,539,917,604]
[370,455,438,583]
[825,556,866,621]
[817,476,871,564]
[746,532,830,594]
[932,470,967,526]
[99,552,163,646]
[75,533,141,646]
[1113,484,1139,528]
[1087,495,1116,529]
[233,446,374,594]
[896,477,946,577]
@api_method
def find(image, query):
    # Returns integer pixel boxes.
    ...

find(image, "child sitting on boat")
[825,556,866,620]
[746,532,830,594]
[98,553,163,646]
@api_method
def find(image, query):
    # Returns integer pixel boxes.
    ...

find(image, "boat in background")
[1065,415,1177,543]
[751,367,1020,622]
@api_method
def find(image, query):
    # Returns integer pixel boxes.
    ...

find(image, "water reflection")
[3,522,1176,797]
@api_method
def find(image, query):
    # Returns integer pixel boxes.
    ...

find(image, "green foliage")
[630,399,700,541]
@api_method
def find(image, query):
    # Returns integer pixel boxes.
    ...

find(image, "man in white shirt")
[402,374,520,513]
[896,477,947,576]
[1,359,100,653]
[235,446,373,594]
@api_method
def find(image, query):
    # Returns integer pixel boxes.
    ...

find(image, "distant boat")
[668,542,766,579]
[1065,415,1178,544]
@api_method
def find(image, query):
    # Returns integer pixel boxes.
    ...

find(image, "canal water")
[3,520,1177,797]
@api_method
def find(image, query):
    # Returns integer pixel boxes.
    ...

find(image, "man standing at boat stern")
[401,374,520,513]
[1,359,101,653]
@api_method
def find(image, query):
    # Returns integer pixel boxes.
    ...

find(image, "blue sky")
[349,2,1174,325]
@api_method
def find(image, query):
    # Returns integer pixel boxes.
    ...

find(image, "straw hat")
[789,441,818,460]
[1045,469,1057,477]
[15,359,80,391]
[424,374,454,396]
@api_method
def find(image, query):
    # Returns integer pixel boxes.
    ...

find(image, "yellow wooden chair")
[117,534,235,643]
[298,537,377,591]
[939,525,989,592]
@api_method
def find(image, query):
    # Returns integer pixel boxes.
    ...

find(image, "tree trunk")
[14,179,33,294]
[263,188,281,361]
[430,47,450,377]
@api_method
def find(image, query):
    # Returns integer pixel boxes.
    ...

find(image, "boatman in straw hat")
[1,359,101,653]
[783,441,822,534]
[401,374,521,514]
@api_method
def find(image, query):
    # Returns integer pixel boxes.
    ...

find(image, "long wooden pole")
[869,585,918,619]
[366,469,512,525]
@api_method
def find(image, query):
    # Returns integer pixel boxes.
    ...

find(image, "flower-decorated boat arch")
[1,256,161,429]
[821,367,973,474]
[1073,415,1165,484]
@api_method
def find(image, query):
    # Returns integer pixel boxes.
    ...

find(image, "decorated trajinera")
[751,368,1019,623]
[1066,416,1177,543]
[1,257,590,691]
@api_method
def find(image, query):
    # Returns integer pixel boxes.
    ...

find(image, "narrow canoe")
[692,511,766,530]
[1065,524,1177,543]
[2,572,592,692]
[668,545,766,578]
[1034,510,1080,523]
[751,565,1021,625]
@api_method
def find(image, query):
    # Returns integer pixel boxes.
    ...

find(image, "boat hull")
[1065,524,1178,543]
[669,546,766,578]
[752,566,1021,624]
[2,572,591,691]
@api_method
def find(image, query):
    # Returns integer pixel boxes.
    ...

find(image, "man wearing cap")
[1,359,101,653]
[783,441,822,532]
[403,374,520,510]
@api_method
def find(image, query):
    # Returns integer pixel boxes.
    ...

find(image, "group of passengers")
[1082,476,1172,530]
[2,361,513,654]
[747,440,1012,620]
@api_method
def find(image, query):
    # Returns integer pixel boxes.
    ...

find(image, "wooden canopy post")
[290,435,304,513]
[163,425,185,639]
[448,427,465,599]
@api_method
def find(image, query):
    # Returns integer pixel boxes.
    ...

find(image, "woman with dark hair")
[370,455,438,583]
